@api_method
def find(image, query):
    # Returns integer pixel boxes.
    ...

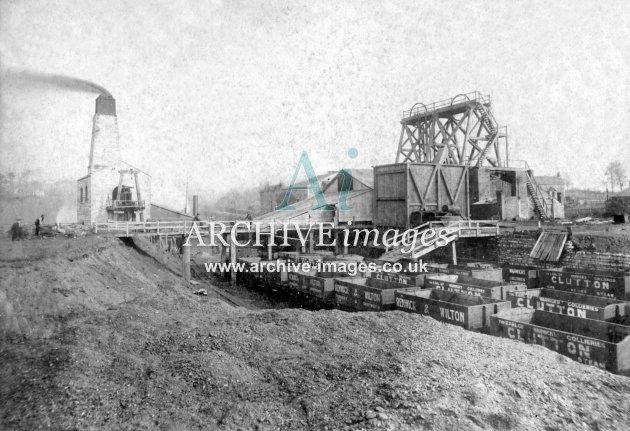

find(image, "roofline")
[150,203,193,218]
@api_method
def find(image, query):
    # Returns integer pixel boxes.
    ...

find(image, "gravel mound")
[1,236,629,430]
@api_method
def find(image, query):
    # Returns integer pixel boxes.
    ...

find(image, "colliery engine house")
[77,95,151,224]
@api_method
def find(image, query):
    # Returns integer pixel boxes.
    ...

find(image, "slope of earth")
[1,235,629,430]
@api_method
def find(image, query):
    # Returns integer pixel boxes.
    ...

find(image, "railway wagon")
[367,269,441,289]
[259,259,292,288]
[333,277,366,310]
[289,260,361,301]
[277,252,330,266]
[507,289,629,321]
[539,269,630,300]
[276,251,300,261]
[425,274,526,300]
[302,273,353,302]
[287,270,312,294]
[324,253,364,262]
[502,265,539,289]
[235,257,263,288]
[333,277,400,311]
[236,257,294,290]
[426,263,503,282]
[294,254,325,268]
[394,288,511,330]
[491,308,630,375]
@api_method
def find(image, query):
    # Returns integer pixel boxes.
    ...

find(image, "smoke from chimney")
[5,69,111,96]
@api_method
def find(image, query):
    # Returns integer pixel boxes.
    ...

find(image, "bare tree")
[604,161,627,192]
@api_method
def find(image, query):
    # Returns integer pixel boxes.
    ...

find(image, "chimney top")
[95,95,116,116]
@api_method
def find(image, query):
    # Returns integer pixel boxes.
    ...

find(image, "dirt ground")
[1,235,630,430]
[571,224,630,254]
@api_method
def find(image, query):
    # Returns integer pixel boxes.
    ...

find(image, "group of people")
[10,214,45,241]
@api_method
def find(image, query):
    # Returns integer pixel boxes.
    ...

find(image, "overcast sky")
[1,0,629,206]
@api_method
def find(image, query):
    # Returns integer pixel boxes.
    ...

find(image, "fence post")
[182,235,191,282]
[230,236,237,285]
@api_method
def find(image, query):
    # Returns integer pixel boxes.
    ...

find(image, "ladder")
[525,171,551,219]
[475,102,498,167]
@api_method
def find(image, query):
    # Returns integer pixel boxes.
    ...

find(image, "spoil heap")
[1,236,629,429]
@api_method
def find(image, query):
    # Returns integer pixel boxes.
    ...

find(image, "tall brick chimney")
[88,95,121,171]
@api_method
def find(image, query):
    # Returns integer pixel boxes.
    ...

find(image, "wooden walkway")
[93,220,324,237]
[93,219,499,238]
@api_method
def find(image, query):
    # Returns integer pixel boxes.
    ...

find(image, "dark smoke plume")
[4,69,111,96]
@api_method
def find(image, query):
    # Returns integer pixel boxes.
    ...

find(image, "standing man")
[10,219,22,241]
[35,216,40,236]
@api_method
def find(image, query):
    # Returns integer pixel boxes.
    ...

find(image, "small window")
[80,186,84,203]
[85,186,88,202]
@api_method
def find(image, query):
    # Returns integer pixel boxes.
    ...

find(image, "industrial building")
[77,95,151,224]
[374,91,564,227]
[257,91,565,229]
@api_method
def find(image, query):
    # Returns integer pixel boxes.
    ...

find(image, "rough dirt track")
[1,235,629,430]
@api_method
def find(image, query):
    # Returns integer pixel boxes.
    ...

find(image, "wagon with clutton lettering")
[491,308,630,375]
[426,263,503,281]
[507,288,629,321]
[425,274,526,300]
[367,267,443,289]
[539,268,630,300]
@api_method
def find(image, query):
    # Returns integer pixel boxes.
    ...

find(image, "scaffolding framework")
[396,91,508,167]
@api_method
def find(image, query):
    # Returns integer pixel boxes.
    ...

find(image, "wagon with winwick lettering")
[507,289,629,321]
[502,265,539,289]
[394,288,511,330]
[426,263,503,281]
[490,308,630,375]
[539,268,630,300]
[425,274,526,300]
